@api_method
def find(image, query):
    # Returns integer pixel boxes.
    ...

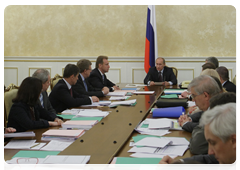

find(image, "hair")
[63,64,79,78]
[216,66,229,81]
[200,69,221,80]
[12,77,42,106]
[156,57,165,64]
[210,92,236,109]
[206,56,219,68]
[95,55,108,68]
[32,69,50,83]
[202,62,216,70]
[188,75,221,97]
[76,59,92,73]
[162,161,210,170]
[210,76,226,93]
[200,103,236,143]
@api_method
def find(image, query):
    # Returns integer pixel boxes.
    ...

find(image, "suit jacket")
[223,80,236,93]
[72,74,104,97]
[182,111,204,133]
[189,125,208,155]
[49,79,91,113]
[144,66,177,85]
[88,68,115,92]
[7,102,56,132]
[183,154,219,164]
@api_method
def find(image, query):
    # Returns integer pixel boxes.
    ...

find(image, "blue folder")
[152,106,185,118]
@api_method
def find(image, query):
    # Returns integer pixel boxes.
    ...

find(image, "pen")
[30,143,40,149]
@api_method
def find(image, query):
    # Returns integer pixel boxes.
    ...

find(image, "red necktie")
[70,88,73,97]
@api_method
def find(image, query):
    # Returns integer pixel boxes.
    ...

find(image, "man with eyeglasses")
[72,59,109,97]
[178,75,221,133]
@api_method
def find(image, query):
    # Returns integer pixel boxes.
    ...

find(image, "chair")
[4,84,19,127]
[171,67,178,78]
[50,74,63,90]
[233,73,238,87]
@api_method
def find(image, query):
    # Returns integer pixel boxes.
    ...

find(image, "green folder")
[12,150,60,158]
[161,94,178,98]
[115,157,161,164]
[71,117,103,121]
[57,114,75,120]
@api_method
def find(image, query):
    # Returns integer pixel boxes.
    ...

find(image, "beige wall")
[4,5,236,57]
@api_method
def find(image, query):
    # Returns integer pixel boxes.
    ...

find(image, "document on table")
[75,111,109,117]
[43,155,90,164]
[109,96,130,100]
[109,99,137,107]
[126,84,146,87]
[82,101,111,107]
[133,91,155,95]
[4,140,36,149]
[40,140,73,151]
[133,137,171,148]
[4,131,35,138]
[107,92,127,96]
[130,153,177,159]
[147,119,172,129]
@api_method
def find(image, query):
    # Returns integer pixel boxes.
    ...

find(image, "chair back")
[4,84,19,127]
[171,67,178,78]
[233,73,238,87]
[50,74,63,90]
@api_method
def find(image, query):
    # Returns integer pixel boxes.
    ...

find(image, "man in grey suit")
[160,103,236,164]
[32,69,63,124]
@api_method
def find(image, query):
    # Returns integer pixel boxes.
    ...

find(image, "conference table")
[4,84,192,164]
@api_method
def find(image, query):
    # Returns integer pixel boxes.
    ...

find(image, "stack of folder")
[61,120,98,130]
[42,129,85,141]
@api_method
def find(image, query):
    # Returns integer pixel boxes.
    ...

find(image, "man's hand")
[178,115,191,127]
[163,81,170,86]
[48,121,59,127]
[159,155,174,164]
[113,86,120,90]
[102,87,109,95]
[54,118,63,125]
[92,96,99,102]
[149,81,155,86]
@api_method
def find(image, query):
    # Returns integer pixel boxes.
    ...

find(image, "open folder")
[152,106,185,118]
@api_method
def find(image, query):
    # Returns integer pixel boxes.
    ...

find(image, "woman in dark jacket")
[7,77,62,132]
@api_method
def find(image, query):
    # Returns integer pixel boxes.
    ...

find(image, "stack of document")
[4,140,37,149]
[4,131,35,138]
[135,118,182,136]
[109,99,137,107]
[74,110,109,117]
[42,129,85,141]
[164,89,185,95]
[40,140,73,151]
[111,157,162,164]
[109,96,130,100]
[128,135,189,158]
[133,91,155,95]
[61,120,98,130]
[6,155,91,164]
[82,101,112,107]
[107,91,127,96]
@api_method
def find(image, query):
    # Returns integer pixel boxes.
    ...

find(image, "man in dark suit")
[160,103,236,164]
[32,69,63,123]
[88,55,120,92]
[72,59,109,97]
[144,57,177,86]
[216,66,236,93]
[49,64,99,113]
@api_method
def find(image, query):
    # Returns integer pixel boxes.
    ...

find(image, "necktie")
[102,74,105,82]
[158,72,163,82]
[83,79,88,92]
[70,88,73,97]
[29,107,35,121]
[39,93,44,108]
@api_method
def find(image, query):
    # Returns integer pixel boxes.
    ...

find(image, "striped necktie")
[39,93,44,108]
[102,74,105,82]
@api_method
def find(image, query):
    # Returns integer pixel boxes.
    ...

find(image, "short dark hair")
[77,59,92,73]
[162,161,210,170]
[63,64,79,78]
[206,56,219,68]
[95,55,108,68]
[202,62,216,70]
[13,77,42,106]
[210,92,236,109]
[216,66,229,81]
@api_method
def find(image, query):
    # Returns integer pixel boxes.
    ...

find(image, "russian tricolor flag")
[144,5,158,73]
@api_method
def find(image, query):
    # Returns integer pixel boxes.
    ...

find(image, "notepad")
[62,120,98,130]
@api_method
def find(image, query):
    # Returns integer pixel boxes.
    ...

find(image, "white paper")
[40,140,73,151]
[161,137,189,146]
[147,119,172,129]
[133,91,155,94]
[130,153,176,159]
[133,137,171,148]
[126,84,146,87]
[6,157,45,164]
[30,143,46,150]
[140,165,157,170]
[109,99,136,107]
[187,101,196,107]
[43,155,90,164]
[75,111,109,117]
[4,140,36,149]
[4,131,35,138]
[109,96,129,100]
[107,92,126,96]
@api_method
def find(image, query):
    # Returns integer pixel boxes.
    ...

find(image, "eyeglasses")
[190,93,202,99]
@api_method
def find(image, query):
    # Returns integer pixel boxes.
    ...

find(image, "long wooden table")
[4,84,192,163]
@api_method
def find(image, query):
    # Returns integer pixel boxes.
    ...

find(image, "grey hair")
[32,69,50,83]
[188,75,221,97]
[206,56,219,68]
[200,103,236,143]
